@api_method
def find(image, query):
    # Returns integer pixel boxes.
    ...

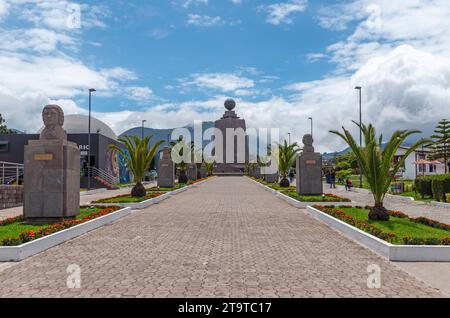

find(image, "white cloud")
[0,0,9,20]
[125,86,154,102]
[260,0,307,25]
[0,28,76,53]
[16,0,109,30]
[187,14,224,27]
[180,0,208,9]
[183,73,255,92]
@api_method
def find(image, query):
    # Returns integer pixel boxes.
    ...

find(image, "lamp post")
[288,133,291,145]
[141,119,146,140]
[87,88,96,191]
[355,86,363,188]
[308,117,313,138]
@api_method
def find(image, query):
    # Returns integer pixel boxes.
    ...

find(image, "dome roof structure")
[38,114,118,140]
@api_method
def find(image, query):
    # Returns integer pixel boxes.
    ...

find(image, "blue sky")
[77,0,343,110]
[1,0,450,152]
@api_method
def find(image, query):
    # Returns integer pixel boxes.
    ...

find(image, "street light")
[288,133,291,145]
[141,119,147,140]
[87,88,96,191]
[308,117,313,137]
[355,86,363,189]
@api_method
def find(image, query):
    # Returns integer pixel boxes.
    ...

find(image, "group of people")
[325,169,354,191]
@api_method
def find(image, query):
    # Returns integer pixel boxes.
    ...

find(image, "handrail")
[81,167,120,186]
[0,161,24,185]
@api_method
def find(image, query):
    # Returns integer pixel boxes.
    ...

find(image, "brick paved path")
[0,177,441,297]
[325,185,450,224]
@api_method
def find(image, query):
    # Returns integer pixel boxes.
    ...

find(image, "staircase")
[81,167,120,190]
[0,161,24,185]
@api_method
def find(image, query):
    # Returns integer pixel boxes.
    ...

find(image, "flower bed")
[286,192,351,202]
[0,206,121,247]
[313,205,450,245]
[188,177,211,185]
[92,192,163,204]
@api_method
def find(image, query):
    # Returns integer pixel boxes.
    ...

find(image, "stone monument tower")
[24,105,80,224]
[157,146,175,188]
[296,134,322,195]
[214,99,248,173]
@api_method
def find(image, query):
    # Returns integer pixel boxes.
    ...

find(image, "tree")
[276,140,300,187]
[0,114,13,134]
[428,119,450,173]
[330,122,429,221]
[110,135,163,197]
[205,161,215,176]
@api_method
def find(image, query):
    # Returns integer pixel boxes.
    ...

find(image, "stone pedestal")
[187,164,197,181]
[296,134,322,195]
[24,139,80,224]
[157,146,175,188]
[264,172,279,183]
[200,164,207,179]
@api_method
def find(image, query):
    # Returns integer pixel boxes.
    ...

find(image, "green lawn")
[285,191,351,202]
[339,207,449,244]
[397,191,433,202]
[267,183,296,191]
[0,207,102,242]
[146,184,187,192]
[93,193,164,203]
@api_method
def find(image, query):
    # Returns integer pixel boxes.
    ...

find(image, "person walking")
[330,169,336,189]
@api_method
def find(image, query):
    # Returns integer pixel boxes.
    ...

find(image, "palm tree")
[205,161,215,176]
[110,135,163,197]
[330,121,429,221]
[276,140,300,187]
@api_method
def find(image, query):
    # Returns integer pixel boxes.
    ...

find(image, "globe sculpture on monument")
[214,99,248,174]
[296,134,323,195]
[23,105,80,224]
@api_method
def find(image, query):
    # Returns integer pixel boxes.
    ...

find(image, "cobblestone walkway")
[0,177,441,297]
[325,185,450,224]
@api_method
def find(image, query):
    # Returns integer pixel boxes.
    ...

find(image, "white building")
[393,146,446,180]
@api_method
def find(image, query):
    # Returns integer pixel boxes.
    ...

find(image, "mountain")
[322,142,415,160]
[119,121,215,153]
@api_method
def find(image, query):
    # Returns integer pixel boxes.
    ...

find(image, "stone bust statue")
[302,134,315,153]
[40,105,67,141]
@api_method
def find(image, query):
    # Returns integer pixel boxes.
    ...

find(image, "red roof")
[413,159,443,165]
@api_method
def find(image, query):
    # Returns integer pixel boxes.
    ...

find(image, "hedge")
[414,176,433,198]
[431,174,450,202]
[415,174,450,202]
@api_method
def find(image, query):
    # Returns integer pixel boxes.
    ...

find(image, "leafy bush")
[431,174,450,202]
[446,193,450,203]
[414,177,433,198]
[336,169,353,181]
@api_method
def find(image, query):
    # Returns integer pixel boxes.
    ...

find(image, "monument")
[296,134,322,195]
[157,146,175,188]
[24,105,80,224]
[214,99,248,174]
[199,163,207,179]
[187,163,197,181]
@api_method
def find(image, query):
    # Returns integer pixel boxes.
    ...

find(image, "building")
[0,114,126,188]
[393,146,446,180]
